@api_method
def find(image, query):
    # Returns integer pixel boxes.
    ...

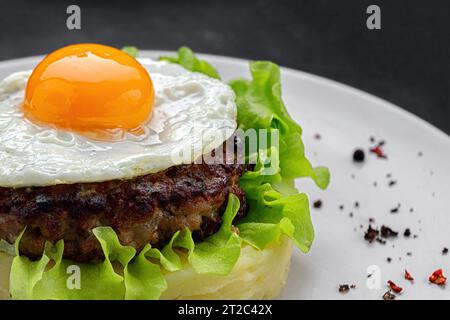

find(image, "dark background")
[0,0,449,134]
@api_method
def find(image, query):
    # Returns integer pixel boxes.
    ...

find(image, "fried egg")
[0,44,236,187]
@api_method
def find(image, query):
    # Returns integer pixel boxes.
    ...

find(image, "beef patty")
[0,149,247,262]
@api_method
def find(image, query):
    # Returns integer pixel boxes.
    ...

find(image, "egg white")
[0,59,237,187]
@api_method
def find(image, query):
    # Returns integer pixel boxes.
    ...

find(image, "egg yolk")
[22,43,154,136]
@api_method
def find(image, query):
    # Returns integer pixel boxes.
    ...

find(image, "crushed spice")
[383,290,396,300]
[429,269,446,286]
[313,200,322,209]
[387,280,403,293]
[338,284,355,293]
[403,228,411,237]
[353,149,365,162]
[370,146,387,159]
[404,270,414,281]
[381,225,398,238]
[364,225,379,243]
[388,180,397,187]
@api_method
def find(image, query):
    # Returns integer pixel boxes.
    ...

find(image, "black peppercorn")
[353,149,365,162]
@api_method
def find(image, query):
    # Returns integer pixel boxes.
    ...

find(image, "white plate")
[0,51,449,300]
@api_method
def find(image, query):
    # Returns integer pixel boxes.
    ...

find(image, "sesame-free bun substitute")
[0,238,292,300]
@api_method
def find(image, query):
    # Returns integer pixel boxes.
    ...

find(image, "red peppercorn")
[429,269,446,286]
[387,280,403,293]
[370,146,387,159]
[404,270,414,281]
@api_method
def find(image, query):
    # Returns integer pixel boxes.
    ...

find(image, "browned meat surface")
[0,150,247,262]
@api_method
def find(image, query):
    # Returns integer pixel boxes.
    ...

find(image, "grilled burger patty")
[0,150,247,262]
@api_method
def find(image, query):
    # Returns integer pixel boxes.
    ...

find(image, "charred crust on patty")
[0,140,249,262]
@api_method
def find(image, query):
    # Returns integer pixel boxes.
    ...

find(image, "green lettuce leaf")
[230,61,330,189]
[0,239,15,256]
[189,194,241,275]
[9,230,49,300]
[160,47,221,79]
[235,144,314,252]
[10,227,167,300]
[146,193,242,276]
[121,46,139,58]
[228,61,330,253]
[32,239,128,300]
[238,218,294,250]
[239,183,314,253]
[124,244,167,300]
[146,232,185,272]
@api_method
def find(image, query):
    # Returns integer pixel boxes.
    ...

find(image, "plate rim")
[0,50,448,145]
